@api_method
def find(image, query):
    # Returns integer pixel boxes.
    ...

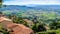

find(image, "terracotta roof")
[0,17,34,34]
[23,19,34,24]
[23,19,34,27]
[0,17,12,22]
[9,24,34,34]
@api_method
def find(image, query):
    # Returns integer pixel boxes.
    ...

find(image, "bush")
[36,29,60,34]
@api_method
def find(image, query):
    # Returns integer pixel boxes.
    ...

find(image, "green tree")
[0,24,10,34]
[0,0,2,7]
[8,15,29,27]
[14,17,28,26]
[0,12,2,14]
[49,19,60,30]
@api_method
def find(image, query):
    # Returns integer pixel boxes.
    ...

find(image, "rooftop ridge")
[0,17,34,34]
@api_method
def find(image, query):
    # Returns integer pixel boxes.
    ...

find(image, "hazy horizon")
[3,0,60,5]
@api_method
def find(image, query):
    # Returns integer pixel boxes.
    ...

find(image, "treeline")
[7,13,60,34]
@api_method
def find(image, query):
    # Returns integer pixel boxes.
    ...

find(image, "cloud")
[3,0,60,5]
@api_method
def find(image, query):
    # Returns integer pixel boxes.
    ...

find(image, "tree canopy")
[0,0,2,7]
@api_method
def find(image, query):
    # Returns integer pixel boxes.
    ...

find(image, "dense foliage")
[0,5,60,34]
[6,13,60,34]
[0,10,60,34]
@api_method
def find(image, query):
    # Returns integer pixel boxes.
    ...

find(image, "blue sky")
[3,0,60,5]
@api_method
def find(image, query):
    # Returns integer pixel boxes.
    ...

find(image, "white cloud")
[3,0,60,5]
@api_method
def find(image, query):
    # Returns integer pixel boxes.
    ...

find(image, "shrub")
[36,29,60,34]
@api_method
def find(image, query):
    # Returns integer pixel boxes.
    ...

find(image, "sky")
[3,0,60,5]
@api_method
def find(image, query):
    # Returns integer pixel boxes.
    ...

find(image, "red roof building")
[0,17,34,34]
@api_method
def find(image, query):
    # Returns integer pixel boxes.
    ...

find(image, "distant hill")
[0,5,35,11]
[0,5,60,11]
[1,5,60,24]
[1,5,60,17]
